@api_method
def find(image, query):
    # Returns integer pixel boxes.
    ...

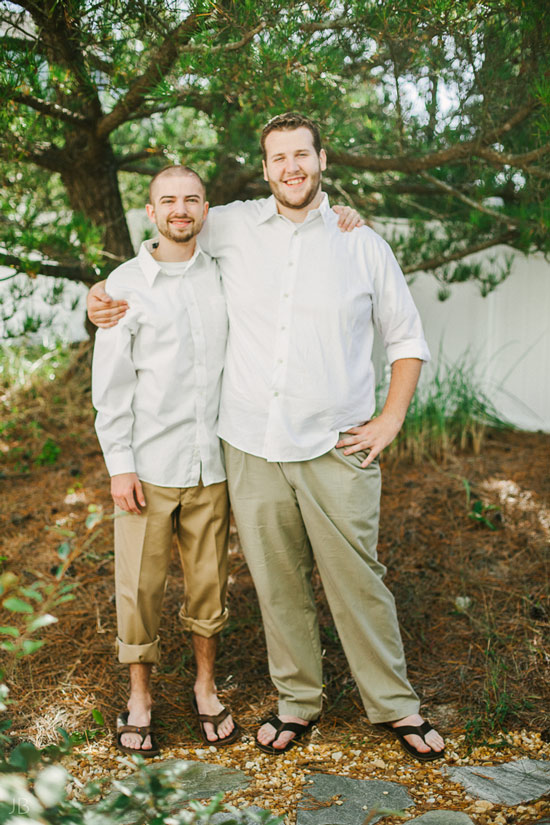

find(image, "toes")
[120,733,151,750]
[202,722,219,742]
[272,731,295,750]
[256,723,275,745]
[424,730,445,751]
[405,734,430,753]
[217,715,235,740]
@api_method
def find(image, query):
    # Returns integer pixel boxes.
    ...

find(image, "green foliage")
[462,479,502,530]
[34,437,61,466]
[0,0,549,308]
[383,354,512,461]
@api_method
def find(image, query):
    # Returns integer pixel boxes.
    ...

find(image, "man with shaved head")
[92,165,241,755]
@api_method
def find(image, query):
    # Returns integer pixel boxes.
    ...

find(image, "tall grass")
[381,356,512,462]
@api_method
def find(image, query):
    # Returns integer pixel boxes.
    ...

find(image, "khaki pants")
[223,441,419,723]
[114,479,229,664]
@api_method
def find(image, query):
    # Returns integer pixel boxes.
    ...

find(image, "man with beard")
[92,166,240,755]
[89,113,445,761]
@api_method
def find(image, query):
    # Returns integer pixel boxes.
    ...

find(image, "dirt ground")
[1,355,549,823]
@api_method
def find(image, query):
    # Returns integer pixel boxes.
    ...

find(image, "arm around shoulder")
[87,279,129,329]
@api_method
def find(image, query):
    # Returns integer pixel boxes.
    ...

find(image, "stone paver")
[407,813,474,824]
[296,772,413,825]
[211,804,281,824]
[443,758,550,805]
[80,756,550,825]
[84,759,250,825]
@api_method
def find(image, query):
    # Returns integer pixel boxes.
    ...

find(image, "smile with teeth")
[284,176,306,186]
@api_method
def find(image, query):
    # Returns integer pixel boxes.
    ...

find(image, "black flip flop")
[191,695,242,747]
[255,714,317,755]
[381,719,445,762]
[116,711,160,758]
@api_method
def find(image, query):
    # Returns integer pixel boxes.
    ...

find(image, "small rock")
[372,759,385,768]
[474,800,494,811]
[331,751,343,762]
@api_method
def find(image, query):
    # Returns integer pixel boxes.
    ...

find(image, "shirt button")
[274,391,279,397]
[281,325,286,330]
[278,358,283,363]
[283,292,289,298]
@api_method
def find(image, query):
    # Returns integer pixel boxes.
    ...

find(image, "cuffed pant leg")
[223,442,323,721]
[175,480,230,638]
[289,447,420,723]
[114,481,177,664]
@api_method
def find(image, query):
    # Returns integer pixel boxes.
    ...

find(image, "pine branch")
[95,11,206,139]
[476,146,550,179]
[96,16,265,138]
[11,0,101,112]
[0,137,67,172]
[327,102,538,174]
[420,173,521,226]
[5,89,91,126]
[0,252,95,285]
[181,20,266,54]
[402,231,518,275]
[115,149,167,169]
[123,89,217,122]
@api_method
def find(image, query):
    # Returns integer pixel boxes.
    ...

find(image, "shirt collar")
[255,192,333,227]
[138,238,206,286]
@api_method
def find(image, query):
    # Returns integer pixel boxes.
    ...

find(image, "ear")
[319,148,327,172]
[262,159,268,181]
[203,201,209,220]
[145,203,156,224]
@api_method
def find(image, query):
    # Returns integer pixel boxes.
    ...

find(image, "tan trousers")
[223,441,420,723]
[114,479,229,664]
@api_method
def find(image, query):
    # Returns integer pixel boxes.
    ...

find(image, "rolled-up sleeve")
[92,312,139,476]
[371,238,431,365]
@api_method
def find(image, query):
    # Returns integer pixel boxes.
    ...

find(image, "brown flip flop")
[116,711,160,758]
[191,695,242,747]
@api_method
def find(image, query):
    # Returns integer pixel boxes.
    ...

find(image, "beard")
[267,166,322,211]
[157,215,202,243]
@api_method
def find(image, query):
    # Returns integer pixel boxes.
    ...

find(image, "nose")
[286,155,300,173]
[171,198,188,214]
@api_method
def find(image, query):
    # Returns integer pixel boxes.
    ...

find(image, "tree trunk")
[61,138,134,273]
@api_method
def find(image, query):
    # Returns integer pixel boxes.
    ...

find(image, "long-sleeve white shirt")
[92,240,227,487]
[199,193,430,462]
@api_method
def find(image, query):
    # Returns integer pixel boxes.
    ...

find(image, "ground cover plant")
[1,343,549,823]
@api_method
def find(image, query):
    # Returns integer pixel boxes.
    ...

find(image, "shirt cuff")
[105,451,136,477]
[386,340,431,365]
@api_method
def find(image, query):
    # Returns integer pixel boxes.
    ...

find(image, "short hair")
[260,112,322,159]
[148,165,206,203]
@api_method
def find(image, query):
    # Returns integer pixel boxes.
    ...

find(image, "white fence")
[401,246,550,432]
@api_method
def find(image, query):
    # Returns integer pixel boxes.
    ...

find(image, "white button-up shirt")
[199,194,430,462]
[92,240,227,487]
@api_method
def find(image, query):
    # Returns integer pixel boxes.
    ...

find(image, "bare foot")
[391,714,445,755]
[193,685,235,742]
[256,715,309,750]
[121,695,152,751]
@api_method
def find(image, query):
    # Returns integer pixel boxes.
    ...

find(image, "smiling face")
[262,126,327,216]
[146,172,208,245]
